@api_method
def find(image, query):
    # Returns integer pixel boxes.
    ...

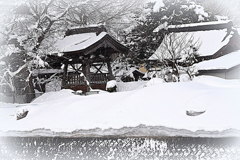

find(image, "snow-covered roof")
[167,20,232,30]
[68,24,105,30]
[54,25,128,55]
[149,28,231,60]
[194,50,240,70]
[153,21,232,33]
[55,32,108,53]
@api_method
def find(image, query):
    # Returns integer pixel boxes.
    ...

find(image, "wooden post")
[107,61,115,80]
[85,63,90,80]
[82,61,91,92]
[86,63,91,91]
[82,63,86,75]
[62,63,68,87]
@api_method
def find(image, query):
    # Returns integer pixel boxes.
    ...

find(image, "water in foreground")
[0,136,240,160]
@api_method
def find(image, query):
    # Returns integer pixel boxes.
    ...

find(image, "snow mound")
[193,76,240,88]
[116,81,147,92]
[145,78,164,87]
[32,89,74,103]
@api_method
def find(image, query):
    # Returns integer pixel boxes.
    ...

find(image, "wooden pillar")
[107,61,115,80]
[85,63,91,82]
[82,61,91,92]
[62,63,68,87]
[82,62,90,80]
[82,63,86,75]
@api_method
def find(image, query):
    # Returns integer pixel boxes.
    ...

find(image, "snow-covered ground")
[0,76,240,137]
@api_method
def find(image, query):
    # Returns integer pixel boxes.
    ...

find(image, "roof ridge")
[65,25,107,36]
[167,20,233,33]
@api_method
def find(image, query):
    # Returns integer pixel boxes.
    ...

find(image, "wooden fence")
[66,73,110,85]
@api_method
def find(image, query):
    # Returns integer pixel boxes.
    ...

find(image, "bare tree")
[66,0,144,38]
[153,32,200,82]
[0,0,70,102]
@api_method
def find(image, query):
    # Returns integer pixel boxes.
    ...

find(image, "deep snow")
[0,76,240,137]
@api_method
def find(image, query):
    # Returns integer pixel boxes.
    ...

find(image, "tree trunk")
[12,90,16,104]
[26,75,35,103]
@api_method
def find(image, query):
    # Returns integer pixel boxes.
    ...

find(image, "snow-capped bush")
[45,78,62,92]
[106,80,117,92]
[179,74,191,82]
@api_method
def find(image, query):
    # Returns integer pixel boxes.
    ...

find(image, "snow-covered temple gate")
[55,25,128,92]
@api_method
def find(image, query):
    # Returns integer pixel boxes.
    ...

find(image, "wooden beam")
[92,63,104,73]
[70,64,83,73]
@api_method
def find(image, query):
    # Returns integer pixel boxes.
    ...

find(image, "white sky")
[0,0,239,26]
[0,0,19,13]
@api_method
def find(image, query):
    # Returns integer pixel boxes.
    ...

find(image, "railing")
[67,73,85,85]
[89,73,109,84]
[66,73,110,85]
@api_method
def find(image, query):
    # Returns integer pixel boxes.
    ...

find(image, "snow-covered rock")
[16,109,29,120]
